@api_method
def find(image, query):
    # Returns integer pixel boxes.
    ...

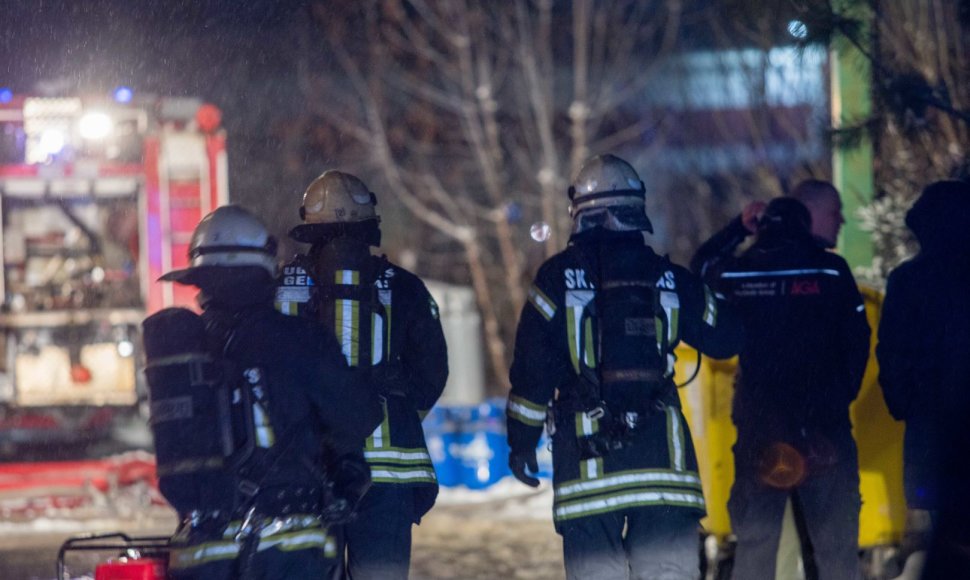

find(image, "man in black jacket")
[146,205,382,579]
[508,154,743,579]
[877,180,970,577]
[279,171,448,579]
[693,185,870,580]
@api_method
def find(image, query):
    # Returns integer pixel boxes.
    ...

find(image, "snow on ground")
[0,477,564,579]
[413,479,563,579]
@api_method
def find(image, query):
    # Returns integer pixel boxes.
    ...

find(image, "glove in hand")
[322,453,373,525]
[509,449,540,488]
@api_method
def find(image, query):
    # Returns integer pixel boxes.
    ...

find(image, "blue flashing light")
[0,88,12,103]
[113,86,133,103]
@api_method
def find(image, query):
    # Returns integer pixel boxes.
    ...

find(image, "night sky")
[1,0,336,246]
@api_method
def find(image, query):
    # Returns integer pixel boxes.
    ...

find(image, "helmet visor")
[572,205,653,235]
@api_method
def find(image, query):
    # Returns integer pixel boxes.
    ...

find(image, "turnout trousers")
[336,484,417,579]
[728,440,861,580]
[560,508,701,580]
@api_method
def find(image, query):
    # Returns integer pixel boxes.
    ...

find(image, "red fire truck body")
[0,94,227,446]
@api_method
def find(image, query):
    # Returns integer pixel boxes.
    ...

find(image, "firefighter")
[279,170,448,579]
[506,154,743,580]
[145,205,382,580]
[693,189,871,580]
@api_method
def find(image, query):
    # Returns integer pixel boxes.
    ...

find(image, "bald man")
[790,179,845,249]
[691,183,869,580]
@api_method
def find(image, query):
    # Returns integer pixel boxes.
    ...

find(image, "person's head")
[788,179,843,248]
[159,205,278,305]
[757,197,812,238]
[289,170,382,249]
[905,179,970,253]
[568,154,652,235]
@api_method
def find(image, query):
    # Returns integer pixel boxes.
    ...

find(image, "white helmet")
[568,154,652,233]
[290,170,380,243]
[160,205,277,283]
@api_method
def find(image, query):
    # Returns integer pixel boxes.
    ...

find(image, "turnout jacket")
[507,230,742,526]
[162,303,382,571]
[277,252,448,519]
[695,223,870,449]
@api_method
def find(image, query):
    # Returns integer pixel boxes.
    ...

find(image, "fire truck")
[0,92,227,448]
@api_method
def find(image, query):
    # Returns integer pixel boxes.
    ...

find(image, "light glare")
[117,340,135,358]
[113,86,133,103]
[787,20,808,39]
[530,221,551,242]
[38,129,66,157]
[79,111,114,140]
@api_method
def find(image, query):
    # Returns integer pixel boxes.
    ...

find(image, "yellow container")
[675,286,905,548]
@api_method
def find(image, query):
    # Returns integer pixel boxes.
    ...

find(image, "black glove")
[372,358,409,398]
[321,453,373,525]
[509,448,540,488]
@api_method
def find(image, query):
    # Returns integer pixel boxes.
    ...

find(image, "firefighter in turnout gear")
[145,205,382,580]
[507,155,743,580]
[279,170,449,579]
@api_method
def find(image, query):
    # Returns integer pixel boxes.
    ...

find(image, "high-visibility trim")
[172,523,330,569]
[364,448,432,465]
[507,395,547,427]
[275,301,298,316]
[566,307,581,373]
[335,270,360,285]
[583,317,596,368]
[577,412,602,480]
[222,514,322,538]
[372,311,384,365]
[335,298,360,366]
[258,528,329,553]
[660,291,679,344]
[370,466,437,484]
[703,286,717,327]
[528,285,556,321]
[378,287,392,358]
[554,468,702,500]
[565,291,594,374]
[366,399,391,450]
[720,268,840,279]
[554,488,706,521]
[169,540,240,569]
[666,407,685,471]
[253,402,275,448]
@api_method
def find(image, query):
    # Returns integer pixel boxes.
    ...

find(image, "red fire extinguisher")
[95,557,167,580]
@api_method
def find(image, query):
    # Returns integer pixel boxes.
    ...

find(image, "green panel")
[830,0,874,270]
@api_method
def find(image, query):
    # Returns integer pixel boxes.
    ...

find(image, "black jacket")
[877,185,970,509]
[695,221,870,446]
[203,304,382,493]
[508,229,742,526]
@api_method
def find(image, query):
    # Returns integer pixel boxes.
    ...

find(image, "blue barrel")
[422,406,459,487]
[425,400,553,488]
[451,400,510,489]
